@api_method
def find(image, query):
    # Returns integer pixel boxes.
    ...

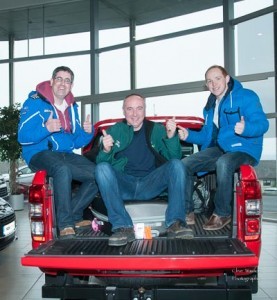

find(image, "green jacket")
[96,119,182,172]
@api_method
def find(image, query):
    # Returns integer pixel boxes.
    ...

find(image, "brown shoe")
[60,227,75,238]
[75,220,91,228]
[186,212,195,225]
[167,220,194,239]
[203,214,231,231]
[109,227,136,247]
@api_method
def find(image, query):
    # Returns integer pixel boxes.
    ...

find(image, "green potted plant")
[0,103,24,210]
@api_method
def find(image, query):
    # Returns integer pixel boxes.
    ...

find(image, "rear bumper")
[42,282,253,300]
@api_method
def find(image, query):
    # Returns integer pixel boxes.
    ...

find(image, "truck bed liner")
[26,214,246,257]
[28,237,252,257]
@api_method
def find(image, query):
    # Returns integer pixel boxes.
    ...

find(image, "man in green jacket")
[95,93,193,246]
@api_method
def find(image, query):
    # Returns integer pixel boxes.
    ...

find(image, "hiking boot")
[60,227,75,239]
[203,214,231,231]
[186,212,195,225]
[166,220,194,239]
[75,220,91,228]
[109,227,135,247]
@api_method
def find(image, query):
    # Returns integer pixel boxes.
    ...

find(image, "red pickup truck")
[21,116,262,300]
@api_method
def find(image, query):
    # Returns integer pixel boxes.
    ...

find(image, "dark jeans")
[95,159,186,231]
[182,147,256,217]
[29,150,98,230]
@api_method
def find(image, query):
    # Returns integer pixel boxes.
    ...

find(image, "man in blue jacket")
[18,66,98,238]
[95,93,193,246]
[178,65,269,230]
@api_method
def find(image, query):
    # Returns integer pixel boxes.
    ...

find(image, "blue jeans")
[95,159,186,230]
[182,147,256,217]
[29,150,98,230]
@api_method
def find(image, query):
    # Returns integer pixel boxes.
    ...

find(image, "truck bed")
[25,215,252,258]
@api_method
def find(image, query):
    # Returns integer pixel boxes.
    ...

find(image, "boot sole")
[109,235,135,247]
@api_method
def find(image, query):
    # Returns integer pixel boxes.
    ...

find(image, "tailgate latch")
[105,286,116,300]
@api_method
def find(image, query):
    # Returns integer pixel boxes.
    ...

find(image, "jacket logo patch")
[115,140,120,148]
[31,93,39,99]
[231,143,242,147]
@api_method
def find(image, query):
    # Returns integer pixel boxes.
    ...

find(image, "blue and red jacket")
[18,81,94,165]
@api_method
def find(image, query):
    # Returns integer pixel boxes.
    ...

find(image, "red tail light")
[237,165,262,248]
[28,171,53,249]
[29,185,46,244]
[245,218,261,241]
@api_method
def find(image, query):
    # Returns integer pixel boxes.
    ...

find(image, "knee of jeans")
[169,158,183,168]
[168,159,185,175]
[95,162,113,179]
[52,164,71,178]
[181,158,194,175]
[215,156,234,176]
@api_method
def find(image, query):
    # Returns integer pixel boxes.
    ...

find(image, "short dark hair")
[205,65,229,79]
[52,66,74,83]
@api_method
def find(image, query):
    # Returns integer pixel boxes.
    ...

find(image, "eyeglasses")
[54,76,72,85]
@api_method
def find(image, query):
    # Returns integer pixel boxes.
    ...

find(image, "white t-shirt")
[55,99,68,113]
[213,99,220,127]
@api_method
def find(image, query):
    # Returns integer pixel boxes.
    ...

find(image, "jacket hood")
[36,80,75,106]
[204,76,239,111]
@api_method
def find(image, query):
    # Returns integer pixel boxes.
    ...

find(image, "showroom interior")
[0,0,276,299]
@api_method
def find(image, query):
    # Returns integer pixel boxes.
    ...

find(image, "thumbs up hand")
[83,114,92,133]
[177,125,189,141]
[234,116,245,135]
[46,111,62,133]
[102,129,114,153]
[166,116,177,139]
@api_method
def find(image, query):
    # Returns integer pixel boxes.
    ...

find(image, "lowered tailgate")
[22,235,258,275]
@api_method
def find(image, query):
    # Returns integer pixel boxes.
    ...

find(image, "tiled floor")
[0,202,276,300]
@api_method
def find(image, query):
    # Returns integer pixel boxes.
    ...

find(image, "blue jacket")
[186,78,269,164]
[18,81,94,165]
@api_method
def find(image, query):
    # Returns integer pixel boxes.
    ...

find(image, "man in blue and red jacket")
[18,66,98,238]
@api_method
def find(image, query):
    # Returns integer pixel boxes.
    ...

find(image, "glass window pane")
[45,32,90,54]
[242,78,275,114]
[145,93,208,118]
[136,6,223,40]
[14,40,28,58]
[0,64,9,107]
[136,29,223,88]
[99,27,129,48]
[14,38,44,58]
[100,101,123,120]
[262,119,275,161]
[235,14,274,75]
[0,41,9,60]
[99,49,130,93]
[234,0,273,18]
[29,38,44,56]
